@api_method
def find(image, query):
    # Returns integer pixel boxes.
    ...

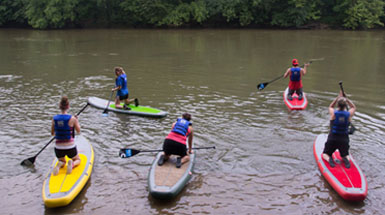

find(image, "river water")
[0,29,384,214]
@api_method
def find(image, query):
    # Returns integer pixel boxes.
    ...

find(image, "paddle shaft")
[339,82,347,97]
[103,91,114,114]
[339,82,355,134]
[120,146,216,158]
[263,61,309,85]
[265,75,284,85]
[21,103,89,165]
[339,82,351,110]
[139,146,216,152]
[257,58,323,90]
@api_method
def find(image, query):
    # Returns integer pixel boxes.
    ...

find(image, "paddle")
[256,75,284,91]
[102,91,114,116]
[339,81,356,135]
[20,103,89,166]
[119,146,216,158]
[257,58,324,90]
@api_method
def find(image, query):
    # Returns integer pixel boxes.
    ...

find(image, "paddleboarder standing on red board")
[284,59,310,101]
[322,91,356,168]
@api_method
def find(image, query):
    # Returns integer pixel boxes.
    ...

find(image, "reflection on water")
[0,29,384,214]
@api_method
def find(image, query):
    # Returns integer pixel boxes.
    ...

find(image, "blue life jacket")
[171,118,191,136]
[331,110,350,134]
[116,73,129,96]
[53,114,74,140]
[290,67,301,82]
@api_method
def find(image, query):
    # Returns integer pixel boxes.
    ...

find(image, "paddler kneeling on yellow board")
[51,96,81,175]
[158,113,193,168]
[322,91,356,168]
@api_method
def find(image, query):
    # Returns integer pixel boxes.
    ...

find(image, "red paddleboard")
[283,87,308,110]
[313,134,367,201]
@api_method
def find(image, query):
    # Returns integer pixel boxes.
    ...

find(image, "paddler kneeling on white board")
[322,91,356,168]
[158,113,193,168]
[51,96,81,175]
[111,66,139,110]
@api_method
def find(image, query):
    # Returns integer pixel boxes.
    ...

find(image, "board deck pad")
[148,152,195,199]
[154,155,190,187]
[313,134,367,201]
[283,87,308,110]
[48,154,87,193]
[109,103,160,114]
[88,96,168,118]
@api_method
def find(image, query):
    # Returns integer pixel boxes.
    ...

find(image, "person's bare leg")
[115,97,124,109]
[181,155,190,164]
[67,154,81,174]
[53,157,66,175]
[322,153,335,167]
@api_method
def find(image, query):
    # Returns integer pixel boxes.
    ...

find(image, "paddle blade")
[257,82,267,90]
[308,57,325,62]
[20,156,35,166]
[119,149,141,158]
[102,108,109,116]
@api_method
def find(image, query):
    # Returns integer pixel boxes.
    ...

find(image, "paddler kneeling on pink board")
[284,59,310,101]
[158,113,193,168]
[51,96,81,175]
[322,91,356,168]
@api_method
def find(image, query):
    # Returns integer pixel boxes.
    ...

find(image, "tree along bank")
[1,0,384,30]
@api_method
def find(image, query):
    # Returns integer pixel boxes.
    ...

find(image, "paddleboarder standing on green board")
[283,59,310,101]
[51,96,81,175]
[158,113,193,168]
[111,66,139,110]
[322,91,356,168]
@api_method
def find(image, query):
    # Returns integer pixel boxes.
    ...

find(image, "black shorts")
[119,94,128,100]
[55,147,78,159]
[288,88,303,95]
[323,133,350,157]
[163,139,187,157]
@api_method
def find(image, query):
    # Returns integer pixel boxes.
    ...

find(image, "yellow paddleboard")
[42,135,94,208]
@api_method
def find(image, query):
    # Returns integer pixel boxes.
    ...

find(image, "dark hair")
[60,96,69,110]
[337,98,347,110]
[182,113,191,121]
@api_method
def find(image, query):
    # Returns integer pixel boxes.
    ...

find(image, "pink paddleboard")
[313,134,367,201]
[283,87,308,110]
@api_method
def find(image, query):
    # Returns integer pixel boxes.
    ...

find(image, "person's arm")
[73,117,81,133]
[346,98,356,120]
[68,116,81,134]
[329,96,339,120]
[188,126,193,154]
[51,120,55,136]
[170,122,176,131]
[302,64,309,76]
[112,86,121,91]
[284,68,291,78]
[112,77,122,91]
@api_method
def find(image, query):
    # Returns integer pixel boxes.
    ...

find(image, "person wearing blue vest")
[284,59,309,100]
[158,113,194,168]
[51,96,81,175]
[112,66,139,110]
[322,91,356,168]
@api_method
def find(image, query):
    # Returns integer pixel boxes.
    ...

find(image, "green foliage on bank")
[0,0,384,29]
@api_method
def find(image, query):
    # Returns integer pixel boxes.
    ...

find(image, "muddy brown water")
[0,29,384,214]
